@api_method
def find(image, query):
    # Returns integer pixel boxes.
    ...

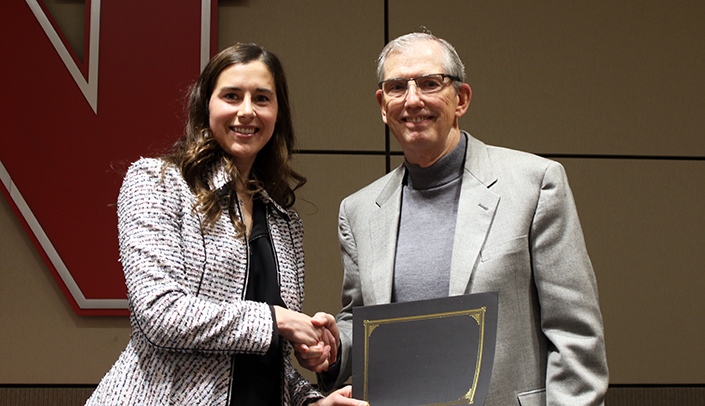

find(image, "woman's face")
[208,60,278,174]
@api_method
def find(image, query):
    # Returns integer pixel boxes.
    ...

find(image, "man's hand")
[312,312,340,364]
[294,312,340,373]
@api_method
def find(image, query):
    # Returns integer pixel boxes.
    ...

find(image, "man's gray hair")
[376,32,466,91]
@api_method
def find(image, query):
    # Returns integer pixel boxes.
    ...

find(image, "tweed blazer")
[320,133,608,405]
[86,158,321,406]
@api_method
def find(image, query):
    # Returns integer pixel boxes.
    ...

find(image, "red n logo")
[0,0,217,315]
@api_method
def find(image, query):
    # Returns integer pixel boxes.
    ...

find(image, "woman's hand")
[311,385,368,406]
[273,306,324,347]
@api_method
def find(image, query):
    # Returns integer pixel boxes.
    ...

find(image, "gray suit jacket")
[320,133,608,405]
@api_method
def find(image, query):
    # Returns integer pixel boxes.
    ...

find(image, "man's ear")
[376,89,388,124]
[455,83,472,118]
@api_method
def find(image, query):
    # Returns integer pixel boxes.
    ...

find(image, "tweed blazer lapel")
[368,166,405,305]
[449,134,500,296]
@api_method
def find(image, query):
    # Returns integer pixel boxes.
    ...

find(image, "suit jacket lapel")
[368,167,405,305]
[449,134,500,296]
[365,134,499,300]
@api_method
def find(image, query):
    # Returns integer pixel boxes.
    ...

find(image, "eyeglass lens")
[382,74,447,97]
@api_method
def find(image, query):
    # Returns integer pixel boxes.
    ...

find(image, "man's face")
[376,40,471,167]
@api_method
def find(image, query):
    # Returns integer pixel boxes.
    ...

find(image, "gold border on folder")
[362,307,487,405]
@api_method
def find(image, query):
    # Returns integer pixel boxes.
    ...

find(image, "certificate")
[352,292,498,405]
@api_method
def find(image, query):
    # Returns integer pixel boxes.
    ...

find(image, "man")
[301,32,609,405]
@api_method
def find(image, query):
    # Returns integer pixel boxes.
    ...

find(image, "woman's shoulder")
[120,157,188,195]
[124,157,181,182]
[126,157,174,175]
[118,158,193,216]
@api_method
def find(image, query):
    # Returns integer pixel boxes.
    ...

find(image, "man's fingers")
[322,329,338,363]
[311,312,332,327]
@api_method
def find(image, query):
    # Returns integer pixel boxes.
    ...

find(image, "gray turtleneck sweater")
[392,134,467,303]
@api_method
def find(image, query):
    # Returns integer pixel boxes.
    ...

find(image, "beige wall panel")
[390,153,404,170]
[0,195,130,383]
[388,1,705,157]
[292,153,387,317]
[291,153,387,382]
[218,1,386,151]
[558,158,705,383]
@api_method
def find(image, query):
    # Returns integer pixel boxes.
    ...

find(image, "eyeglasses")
[378,73,461,98]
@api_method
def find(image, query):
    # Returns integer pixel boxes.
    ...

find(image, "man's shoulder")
[469,135,557,176]
[489,145,554,167]
[474,143,572,194]
[343,168,400,204]
[464,132,566,187]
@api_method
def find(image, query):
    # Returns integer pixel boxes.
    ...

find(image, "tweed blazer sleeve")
[117,158,274,355]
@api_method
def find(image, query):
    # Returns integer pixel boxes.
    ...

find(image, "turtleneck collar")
[403,133,467,190]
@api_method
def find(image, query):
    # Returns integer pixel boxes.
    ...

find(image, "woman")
[86,43,365,406]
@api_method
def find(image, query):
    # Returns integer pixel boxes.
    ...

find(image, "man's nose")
[404,82,423,106]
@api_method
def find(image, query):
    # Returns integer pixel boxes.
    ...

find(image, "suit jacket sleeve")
[532,161,608,404]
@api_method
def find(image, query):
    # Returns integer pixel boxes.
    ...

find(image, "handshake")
[274,306,340,373]
[273,307,367,406]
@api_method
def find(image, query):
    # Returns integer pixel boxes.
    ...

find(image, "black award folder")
[352,292,498,405]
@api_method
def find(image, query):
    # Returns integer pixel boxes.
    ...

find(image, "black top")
[230,197,286,406]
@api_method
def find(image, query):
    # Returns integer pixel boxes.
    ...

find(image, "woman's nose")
[239,95,254,117]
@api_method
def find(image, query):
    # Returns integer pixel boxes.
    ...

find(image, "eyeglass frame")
[377,73,462,97]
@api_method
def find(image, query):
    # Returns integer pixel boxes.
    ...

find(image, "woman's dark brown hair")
[164,43,306,230]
